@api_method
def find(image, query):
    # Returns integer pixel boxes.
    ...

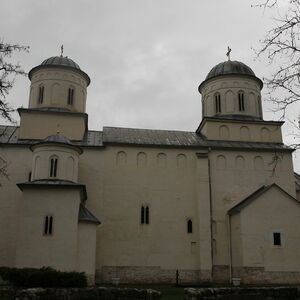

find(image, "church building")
[0,54,299,285]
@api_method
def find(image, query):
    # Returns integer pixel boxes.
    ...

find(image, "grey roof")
[78,204,101,225]
[0,125,292,151]
[44,134,72,145]
[28,55,90,86]
[17,179,87,200]
[199,60,263,91]
[228,183,299,215]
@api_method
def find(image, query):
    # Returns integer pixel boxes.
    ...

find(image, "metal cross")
[226,46,232,61]
[60,45,64,57]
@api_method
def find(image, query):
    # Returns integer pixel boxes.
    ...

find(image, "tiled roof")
[0,125,292,151]
[228,183,299,215]
[78,204,100,225]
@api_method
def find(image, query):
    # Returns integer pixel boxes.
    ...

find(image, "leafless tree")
[254,0,300,152]
[0,40,29,182]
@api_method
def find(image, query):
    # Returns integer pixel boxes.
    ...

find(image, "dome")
[40,56,81,70]
[43,134,72,145]
[199,60,263,91]
[28,55,90,86]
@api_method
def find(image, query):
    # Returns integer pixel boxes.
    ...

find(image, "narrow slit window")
[38,86,44,104]
[68,88,74,105]
[273,232,281,246]
[50,158,58,177]
[141,206,149,225]
[141,206,145,224]
[145,206,149,224]
[215,93,221,113]
[44,215,53,235]
[238,92,245,111]
[187,219,193,233]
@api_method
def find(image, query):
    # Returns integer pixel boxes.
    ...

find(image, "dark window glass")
[273,232,281,246]
[44,216,53,235]
[28,172,32,181]
[68,88,74,105]
[38,86,44,104]
[141,206,145,224]
[238,92,245,111]
[215,94,221,113]
[187,219,193,233]
[145,206,149,224]
[50,158,58,177]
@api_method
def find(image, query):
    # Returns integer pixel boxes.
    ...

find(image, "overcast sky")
[1,0,299,171]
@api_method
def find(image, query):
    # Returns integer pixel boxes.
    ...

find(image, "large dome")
[199,60,263,91]
[28,55,90,86]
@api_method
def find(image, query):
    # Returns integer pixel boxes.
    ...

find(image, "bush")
[0,266,87,288]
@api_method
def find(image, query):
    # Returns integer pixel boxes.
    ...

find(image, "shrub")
[0,266,87,288]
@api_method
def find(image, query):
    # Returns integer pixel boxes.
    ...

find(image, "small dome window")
[37,85,44,104]
[215,93,221,113]
[68,88,74,105]
[49,156,58,178]
[238,91,245,111]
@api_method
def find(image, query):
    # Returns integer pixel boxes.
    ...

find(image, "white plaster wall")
[77,222,97,284]
[209,149,295,267]
[240,186,300,271]
[15,188,81,271]
[200,76,262,119]
[32,145,80,182]
[29,68,87,113]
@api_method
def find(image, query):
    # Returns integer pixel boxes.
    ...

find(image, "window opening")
[28,172,32,181]
[215,93,221,113]
[68,88,74,105]
[38,86,44,104]
[273,232,281,246]
[50,158,58,177]
[187,219,193,233]
[238,92,245,111]
[44,216,53,235]
[141,206,149,224]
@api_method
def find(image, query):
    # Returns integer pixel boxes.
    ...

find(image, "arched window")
[50,157,58,177]
[68,87,74,105]
[215,93,221,113]
[141,206,149,224]
[187,219,193,233]
[44,215,53,235]
[238,91,245,111]
[38,86,44,104]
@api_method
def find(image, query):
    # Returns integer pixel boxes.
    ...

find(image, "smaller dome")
[199,60,263,91]
[43,134,72,145]
[205,60,256,80]
[40,56,81,70]
[28,55,90,86]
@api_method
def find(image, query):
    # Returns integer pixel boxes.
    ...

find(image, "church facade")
[0,55,299,285]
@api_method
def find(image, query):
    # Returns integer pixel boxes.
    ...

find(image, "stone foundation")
[233,267,300,285]
[96,266,211,284]
[212,265,230,283]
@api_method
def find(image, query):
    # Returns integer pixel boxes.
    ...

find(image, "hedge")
[0,266,87,288]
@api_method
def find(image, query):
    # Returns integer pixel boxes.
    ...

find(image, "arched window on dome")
[68,87,74,105]
[49,156,58,178]
[238,91,245,111]
[215,93,221,113]
[37,85,44,104]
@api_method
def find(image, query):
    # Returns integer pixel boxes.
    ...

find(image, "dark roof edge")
[17,180,87,201]
[28,64,90,86]
[78,204,101,225]
[18,107,88,117]
[228,183,299,216]
[196,116,284,133]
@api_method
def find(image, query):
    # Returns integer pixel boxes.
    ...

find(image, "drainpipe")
[227,214,233,284]
[207,147,213,281]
